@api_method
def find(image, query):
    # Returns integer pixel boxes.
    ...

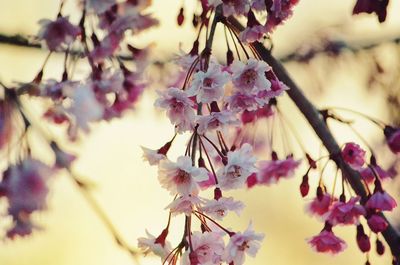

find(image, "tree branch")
[226,17,400,260]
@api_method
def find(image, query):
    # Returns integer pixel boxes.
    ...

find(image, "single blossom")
[154,87,196,133]
[256,156,301,185]
[306,191,335,218]
[231,58,271,95]
[196,110,240,134]
[141,146,166,166]
[184,231,225,265]
[37,16,80,51]
[226,92,263,112]
[165,194,203,216]
[217,143,257,190]
[187,63,230,104]
[367,214,388,233]
[224,223,265,265]
[201,197,244,220]
[359,165,393,184]
[384,126,400,154]
[158,156,208,195]
[341,142,366,169]
[365,190,397,212]
[325,196,366,225]
[265,0,299,32]
[308,224,347,254]
[137,230,172,260]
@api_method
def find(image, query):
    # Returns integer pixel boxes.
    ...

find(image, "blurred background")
[0,0,399,264]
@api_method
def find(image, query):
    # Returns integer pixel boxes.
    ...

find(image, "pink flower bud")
[367,214,388,233]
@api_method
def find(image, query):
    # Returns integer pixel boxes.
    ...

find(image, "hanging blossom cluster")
[0,0,157,239]
[138,2,305,264]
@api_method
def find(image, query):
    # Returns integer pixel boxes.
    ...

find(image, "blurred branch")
[1,32,400,63]
[226,17,400,262]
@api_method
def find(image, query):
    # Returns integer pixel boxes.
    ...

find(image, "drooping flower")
[37,16,81,51]
[306,189,335,218]
[158,156,208,195]
[365,190,397,212]
[367,214,388,233]
[201,197,244,220]
[308,223,347,254]
[239,9,267,43]
[224,223,264,265]
[341,142,366,170]
[185,231,225,265]
[137,230,172,260]
[196,110,240,134]
[265,0,299,32]
[154,87,196,133]
[187,62,230,104]
[231,58,271,95]
[217,143,257,190]
[359,165,394,184]
[256,156,301,185]
[141,146,166,166]
[165,194,203,216]
[384,126,400,154]
[325,196,366,225]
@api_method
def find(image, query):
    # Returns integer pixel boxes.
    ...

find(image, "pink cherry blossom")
[359,165,393,184]
[196,110,240,134]
[384,126,400,154]
[217,143,257,190]
[158,156,208,195]
[141,146,166,166]
[90,33,123,63]
[187,62,230,103]
[185,231,225,265]
[137,230,172,260]
[224,223,265,265]
[37,16,80,51]
[165,194,204,216]
[265,0,299,32]
[63,83,105,133]
[308,224,347,254]
[365,190,397,212]
[154,87,196,133]
[306,191,335,218]
[341,142,366,169]
[201,197,244,220]
[256,156,301,185]
[367,214,388,233]
[231,58,271,94]
[226,92,262,112]
[325,196,366,225]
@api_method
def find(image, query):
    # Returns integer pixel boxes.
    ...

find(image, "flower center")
[203,77,213,88]
[241,69,258,86]
[175,169,190,184]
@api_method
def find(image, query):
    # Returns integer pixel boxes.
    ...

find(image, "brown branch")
[227,17,400,261]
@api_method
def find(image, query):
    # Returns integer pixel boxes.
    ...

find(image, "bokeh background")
[0,0,399,264]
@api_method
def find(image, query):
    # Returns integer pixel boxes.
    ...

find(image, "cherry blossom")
[187,62,230,104]
[158,156,209,195]
[137,230,172,260]
[155,87,196,133]
[217,143,257,190]
[341,142,366,169]
[325,196,366,226]
[231,58,271,95]
[359,165,393,184]
[37,16,80,51]
[365,190,397,212]
[367,214,388,233]
[141,146,166,166]
[196,110,240,134]
[165,194,204,216]
[200,197,244,220]
[255,156,301,185]
[306,190,335,218]
[308,223,347,254]
[185,231,225,265]
[384,126,400,154]
[224,223,265,265]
